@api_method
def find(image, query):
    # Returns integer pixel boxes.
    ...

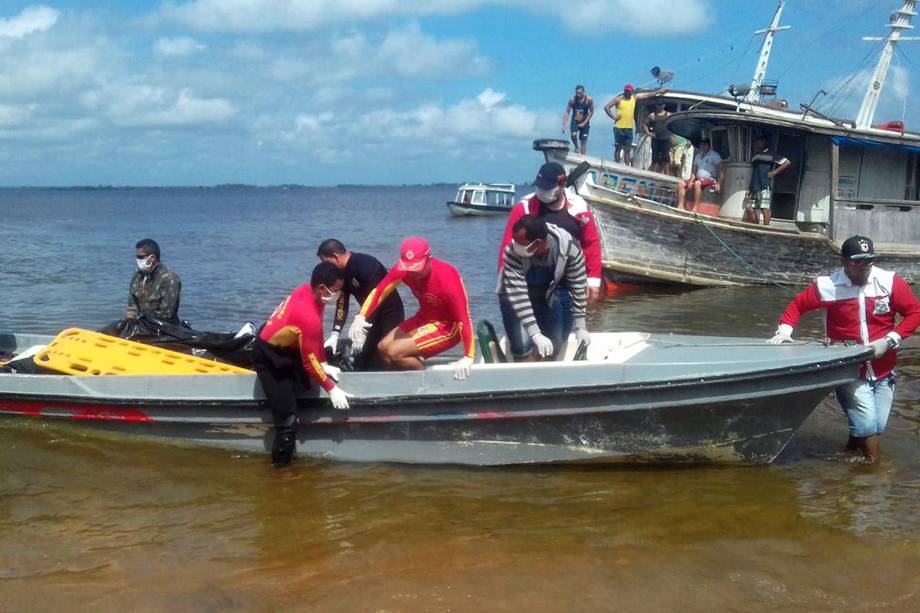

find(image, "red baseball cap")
[398,237,431,272]
[624,83,634,92]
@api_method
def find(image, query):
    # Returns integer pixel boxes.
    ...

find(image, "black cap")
[841,235,875,261]
[534,162,566,189]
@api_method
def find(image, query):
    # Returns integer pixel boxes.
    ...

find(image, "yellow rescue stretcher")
[34,328,254,376]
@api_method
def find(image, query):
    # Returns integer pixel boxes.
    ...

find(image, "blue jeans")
[499,288,573,359]
[835,375,896,438]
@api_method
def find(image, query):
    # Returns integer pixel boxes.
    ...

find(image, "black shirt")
[539,205,584,243]
[333,252,404,332]
[749,148,789,192]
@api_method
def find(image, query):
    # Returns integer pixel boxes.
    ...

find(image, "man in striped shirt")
[498,215,591,361]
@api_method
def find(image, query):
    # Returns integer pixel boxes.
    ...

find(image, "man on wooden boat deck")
[768,236,920,461]
[125,238,182,323]
[254,262,352,467]
[743,136,792,226]
[499,162,603,304]
[348,237,476,380]
[604,83,668,166]
[498,215,590,361]
[676,138,723,212]
[563,85,594,154]
[317,239,404,370]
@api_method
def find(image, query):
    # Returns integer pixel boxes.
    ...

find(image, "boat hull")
[0,332,872,465]
[447,201,511,216]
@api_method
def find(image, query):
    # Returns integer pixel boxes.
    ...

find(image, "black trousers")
[355,304,405,370]
[252,337,310,428]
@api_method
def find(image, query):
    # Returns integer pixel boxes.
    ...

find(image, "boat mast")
[744,1,790,103]
[855,0,920,129]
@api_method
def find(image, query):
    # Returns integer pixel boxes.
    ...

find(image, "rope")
[698,220,798,294]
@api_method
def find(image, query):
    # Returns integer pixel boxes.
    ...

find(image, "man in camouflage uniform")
[126,238,182,323]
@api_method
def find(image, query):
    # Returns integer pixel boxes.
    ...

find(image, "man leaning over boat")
[499,162,603,303]
[253,262,353,467]
[348,237,476,380]
[498,215,590,361]
[767,236,920,462]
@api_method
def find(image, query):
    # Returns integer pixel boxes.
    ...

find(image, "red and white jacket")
[497,188,602,288]
[778,266,920,380]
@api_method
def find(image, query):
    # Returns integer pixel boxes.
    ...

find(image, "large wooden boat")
[536,1,920,287]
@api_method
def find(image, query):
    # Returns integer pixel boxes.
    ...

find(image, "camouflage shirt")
[124,263,182,322]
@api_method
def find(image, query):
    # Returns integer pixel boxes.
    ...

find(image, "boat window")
[461,190,472,203]
[709,128,730,161]
[907,153,919,201]
[472,190,486,204]
[488,191,511,206]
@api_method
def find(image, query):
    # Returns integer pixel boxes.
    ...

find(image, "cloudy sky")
[0,0,914,186]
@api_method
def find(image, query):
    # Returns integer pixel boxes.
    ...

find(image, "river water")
[2,187,919,611]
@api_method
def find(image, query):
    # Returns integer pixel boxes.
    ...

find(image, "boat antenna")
[855,0,920,129]
[743,0,790,103]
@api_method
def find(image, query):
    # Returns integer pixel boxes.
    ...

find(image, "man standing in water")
[499,162,603,303]
[254,262,352,467]
[768,236,920,461]
[125,238,182,323]
[348,237,476,380]
[604,84,667,166]
[316,239,404,369]
[563,85,594,154]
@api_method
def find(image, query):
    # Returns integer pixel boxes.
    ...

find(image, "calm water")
[2,187,920,611]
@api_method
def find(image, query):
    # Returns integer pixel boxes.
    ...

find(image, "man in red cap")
[767,235,920,461]
[604,83,668,166]
[348,237,476,380]
[498,162,603,303]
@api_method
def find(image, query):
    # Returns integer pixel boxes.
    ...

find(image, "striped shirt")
[498,224,587,338]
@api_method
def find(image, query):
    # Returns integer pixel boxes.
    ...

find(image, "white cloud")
[0,103,35,127]
[377,23,488,77]
[154,36,206,56]
[84,84,237,127]
[0,5,59,39]
[155,0,706,36]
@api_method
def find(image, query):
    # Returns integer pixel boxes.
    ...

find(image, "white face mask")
[511,240,537,257]
[321,290,341,304]
[535,186,560,204]
[136,256,153,272]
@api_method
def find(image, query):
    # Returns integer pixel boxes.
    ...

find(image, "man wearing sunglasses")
[767,235,920,461]
[125,238,182,323]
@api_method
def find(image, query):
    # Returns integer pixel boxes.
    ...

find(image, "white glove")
[868,338,891,360]
[451,356,475,380]
[575,327,591,347]
[328,385,351,410]
[321,362,341,382]
[767,332,792,344]
[347,315,373,355]
[532,333,554,358]
[323,331,340,352]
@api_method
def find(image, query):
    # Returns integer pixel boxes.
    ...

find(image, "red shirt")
[360,257,475,358]
[498,190,602,287]
[259,284,334,391]
[778,266,920,379]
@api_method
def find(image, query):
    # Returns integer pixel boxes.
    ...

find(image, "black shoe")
[271,428,296,467]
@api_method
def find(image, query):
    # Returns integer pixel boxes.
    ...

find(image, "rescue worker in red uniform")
[348,237,476,380]
[768,236,920,461]
[498,162,603,302]
[253,262,352,467]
